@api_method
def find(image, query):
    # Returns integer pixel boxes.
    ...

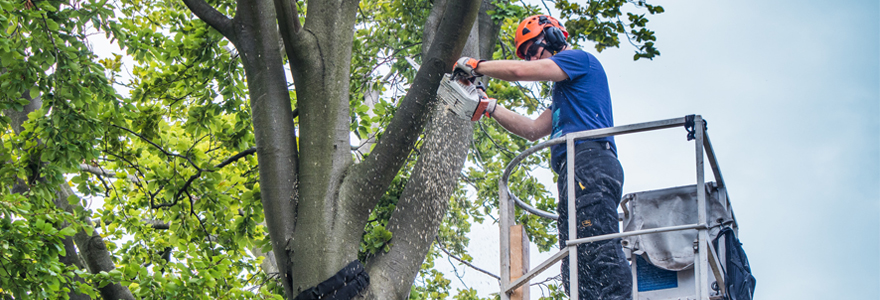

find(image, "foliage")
[536,281,567,300]
[556,0,664,60]
[0,0,122,296]
[1,0,662,298]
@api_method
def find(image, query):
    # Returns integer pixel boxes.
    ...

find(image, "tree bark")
[281,1,364,294]
[57,235,91,300]
[362,0,496,298]
[364,106,473,299]
[229,0,300,296]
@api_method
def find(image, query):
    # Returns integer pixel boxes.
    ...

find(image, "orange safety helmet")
[515,15,569,59]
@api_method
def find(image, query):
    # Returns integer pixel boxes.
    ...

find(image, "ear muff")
[515,15,570,59]
[542,26,567,54]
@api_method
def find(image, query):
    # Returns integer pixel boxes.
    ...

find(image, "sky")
[438,0,880,299]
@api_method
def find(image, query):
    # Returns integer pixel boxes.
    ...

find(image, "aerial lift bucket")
[497,115,753,300]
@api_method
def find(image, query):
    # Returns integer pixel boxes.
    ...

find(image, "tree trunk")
[282,1,364,294]
[187,0,485,298]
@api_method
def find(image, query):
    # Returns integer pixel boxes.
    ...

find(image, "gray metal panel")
[621,183,732,271]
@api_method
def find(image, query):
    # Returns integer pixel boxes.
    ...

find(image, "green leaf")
[46,19,60,31]
[67,194,79,205]
[48,277,60,291]
[60,226,77,236]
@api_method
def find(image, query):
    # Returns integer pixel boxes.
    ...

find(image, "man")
[454,15,632,300]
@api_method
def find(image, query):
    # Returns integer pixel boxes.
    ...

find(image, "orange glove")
[453,57,484,79]
[471,97,497,121]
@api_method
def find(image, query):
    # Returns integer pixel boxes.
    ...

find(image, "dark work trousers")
[554,141,632,300]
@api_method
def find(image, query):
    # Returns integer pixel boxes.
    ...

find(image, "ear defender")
[542,26,567,54]
[515,15,570,59]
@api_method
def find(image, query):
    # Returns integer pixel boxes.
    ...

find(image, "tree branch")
[436,240,500,281]
[228,0,299,296]
[342,0,481,217]
[111,124,201,170]
[273,0,301,65]
[363,2,498,297]
[181,0,234,39]
[79,164,141,183]
[57,185,136,300]
[214,147,256,169]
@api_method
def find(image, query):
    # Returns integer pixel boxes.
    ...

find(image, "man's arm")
[476,59,568,82]
[491,107,552,142]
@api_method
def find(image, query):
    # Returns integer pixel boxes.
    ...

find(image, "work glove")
[471,97,497,121]
[470,81,496,121]
[453,57,484,79]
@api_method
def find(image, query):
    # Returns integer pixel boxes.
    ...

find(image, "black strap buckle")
[685,115,708,141]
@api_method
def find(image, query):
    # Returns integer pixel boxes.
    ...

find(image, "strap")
[684,114,708,141]
[293,260,370,300]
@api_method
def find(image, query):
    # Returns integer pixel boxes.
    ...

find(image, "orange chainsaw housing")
[471,99,491,121]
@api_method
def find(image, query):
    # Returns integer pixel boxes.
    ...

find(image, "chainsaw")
[405,57,493,121]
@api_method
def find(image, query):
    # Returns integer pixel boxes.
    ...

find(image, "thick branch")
[362,3,485,297]
[58,179,135,300]
[273,0,301,64]
[341,0,481,218]
[364,106,473,298]
[478,0,502,61]
[230,0,298,296]
[181,0,234,39]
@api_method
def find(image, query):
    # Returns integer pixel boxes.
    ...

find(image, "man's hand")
[471,98,497,121]
[453,57,484,79]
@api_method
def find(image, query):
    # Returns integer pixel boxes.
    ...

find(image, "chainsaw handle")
[475,80,486,92]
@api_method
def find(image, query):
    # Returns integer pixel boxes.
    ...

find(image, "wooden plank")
[509,225,529,300]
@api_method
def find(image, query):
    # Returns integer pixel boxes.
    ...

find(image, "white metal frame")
[498,115,732,300]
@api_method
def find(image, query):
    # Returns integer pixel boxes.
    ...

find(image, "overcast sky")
[445,0,879,299]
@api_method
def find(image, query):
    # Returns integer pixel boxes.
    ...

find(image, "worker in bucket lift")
[454,15,632,300]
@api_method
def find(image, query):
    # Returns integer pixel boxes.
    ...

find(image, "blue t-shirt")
[548,49,616,167]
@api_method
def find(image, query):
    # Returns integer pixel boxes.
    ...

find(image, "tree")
[0,0,663,299]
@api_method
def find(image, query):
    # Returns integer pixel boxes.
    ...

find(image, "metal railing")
[498,115,730,300]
